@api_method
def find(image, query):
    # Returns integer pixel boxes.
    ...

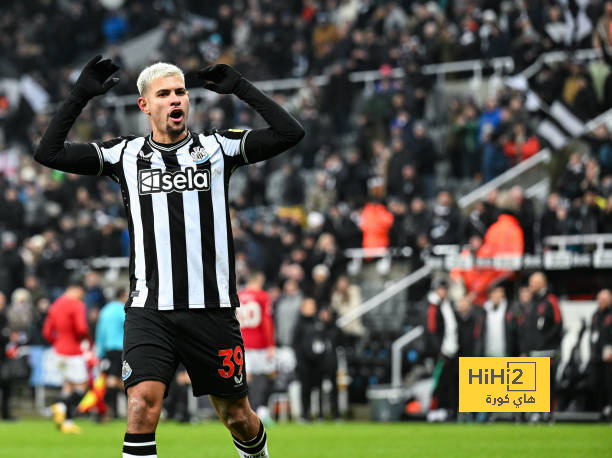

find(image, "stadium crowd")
[1,0,612,422]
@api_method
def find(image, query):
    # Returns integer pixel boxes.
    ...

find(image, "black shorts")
[122,307,248,398]
[105,350,123,378]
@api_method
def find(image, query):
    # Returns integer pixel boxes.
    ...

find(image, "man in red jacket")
[43,283,89,433]
[237,271,276,423]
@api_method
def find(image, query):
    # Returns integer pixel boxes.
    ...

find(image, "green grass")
[0,419,610,457]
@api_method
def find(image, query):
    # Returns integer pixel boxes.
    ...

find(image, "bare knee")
[126,383,164,433]
[223,406,252,438]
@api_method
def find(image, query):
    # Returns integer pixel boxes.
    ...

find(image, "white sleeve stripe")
[92,142,104,176]
[240,130,250,164]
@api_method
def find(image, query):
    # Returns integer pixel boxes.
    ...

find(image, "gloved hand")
[197,64,243,94]
[70,55,120,102]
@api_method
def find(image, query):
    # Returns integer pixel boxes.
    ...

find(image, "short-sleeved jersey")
[237,288,275,349]
[43,295,89,355]
[92,129,251,310]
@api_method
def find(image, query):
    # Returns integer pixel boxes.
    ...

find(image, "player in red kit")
[237,272,276,422]
[42,283,89,434]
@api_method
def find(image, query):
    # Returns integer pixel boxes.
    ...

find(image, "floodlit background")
[1,0,612,456]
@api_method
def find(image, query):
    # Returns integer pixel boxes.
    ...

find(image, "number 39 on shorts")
[217,346,244,378]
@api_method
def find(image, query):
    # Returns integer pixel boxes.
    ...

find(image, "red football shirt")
[43,295,89,356]
[237,288,275,350]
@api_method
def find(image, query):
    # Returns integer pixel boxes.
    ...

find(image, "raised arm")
[197,64,305,164]
[34,55,120,175]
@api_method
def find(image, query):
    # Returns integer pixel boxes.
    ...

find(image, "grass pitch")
[0,419,610,457]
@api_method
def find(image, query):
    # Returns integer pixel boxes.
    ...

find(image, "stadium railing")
[391,326,424,388]
[543,233,612,252]
[335,265,432,329]
[458,105,612,211]
[96,48,599,111]
[457,148,552,209]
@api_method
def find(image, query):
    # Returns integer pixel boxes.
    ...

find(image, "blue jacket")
[95,301,125,357]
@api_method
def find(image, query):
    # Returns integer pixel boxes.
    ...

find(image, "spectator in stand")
[7,288,33,333]
[540,192,562,242]
[593,0,612,62]
[430,190,460,246]
[453,199,524,306]
[306,264,333,310]
[359,196,394,250]
[43,282,89,434]
[448,101,480,179]
[503,122,541,165]
[305,171,337,215]
[330,274,364,345]
[590,124,612,176]
[522,272,563,420]
[274,279,303,349]
[570,187,601,235]
[316,307,341,420]
[95,289,128,420]
[599,195,612,232]
[408,122,436,198]
[478,97,502,143]
[402,197,432,244]
[463,203,489,242]
[481,124,509,183]
[387,163,420,204]
[83,270,106,337]
[0,232,25,299]
[581,158,601,194]
[293,298,335,421]
[509,186,536,253]
[0,187,24,235]
[559,152,586,200]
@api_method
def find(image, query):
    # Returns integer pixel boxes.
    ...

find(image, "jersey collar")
[148,130,192,152]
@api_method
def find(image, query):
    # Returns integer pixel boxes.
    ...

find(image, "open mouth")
[169,109,184,123]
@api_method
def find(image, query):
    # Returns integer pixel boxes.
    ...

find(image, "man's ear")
[137,96,150,115]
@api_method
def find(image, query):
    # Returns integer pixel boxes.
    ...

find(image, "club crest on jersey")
[190,146,209,164]
[122,361,132,381]
[234,373,243,385]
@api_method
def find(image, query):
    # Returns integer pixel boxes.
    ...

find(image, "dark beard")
[166,123,186,137]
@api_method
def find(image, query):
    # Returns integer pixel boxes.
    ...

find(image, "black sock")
[64,390,84,419]
[123,432,156,457]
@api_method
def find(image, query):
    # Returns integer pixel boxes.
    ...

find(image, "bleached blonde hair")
[136,62,185,95]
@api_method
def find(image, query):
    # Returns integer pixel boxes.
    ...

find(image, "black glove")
[70,55,120,103]
[197,64,243,95]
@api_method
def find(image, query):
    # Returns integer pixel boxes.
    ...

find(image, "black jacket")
[520,291,563,354]
[293,315,338,372]
[590,307,612,363]
[457,307,485,357]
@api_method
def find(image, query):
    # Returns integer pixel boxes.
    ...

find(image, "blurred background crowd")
[1,0,612,423]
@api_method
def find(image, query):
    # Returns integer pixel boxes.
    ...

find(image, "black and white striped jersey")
[93,129,251,310]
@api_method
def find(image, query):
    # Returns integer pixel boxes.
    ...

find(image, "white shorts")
[245,349,276,376]
[54,352,88,384]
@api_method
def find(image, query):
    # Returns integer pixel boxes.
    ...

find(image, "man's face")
[490,287,504,305]
[597,290,612,309]
[138,75,189,138]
